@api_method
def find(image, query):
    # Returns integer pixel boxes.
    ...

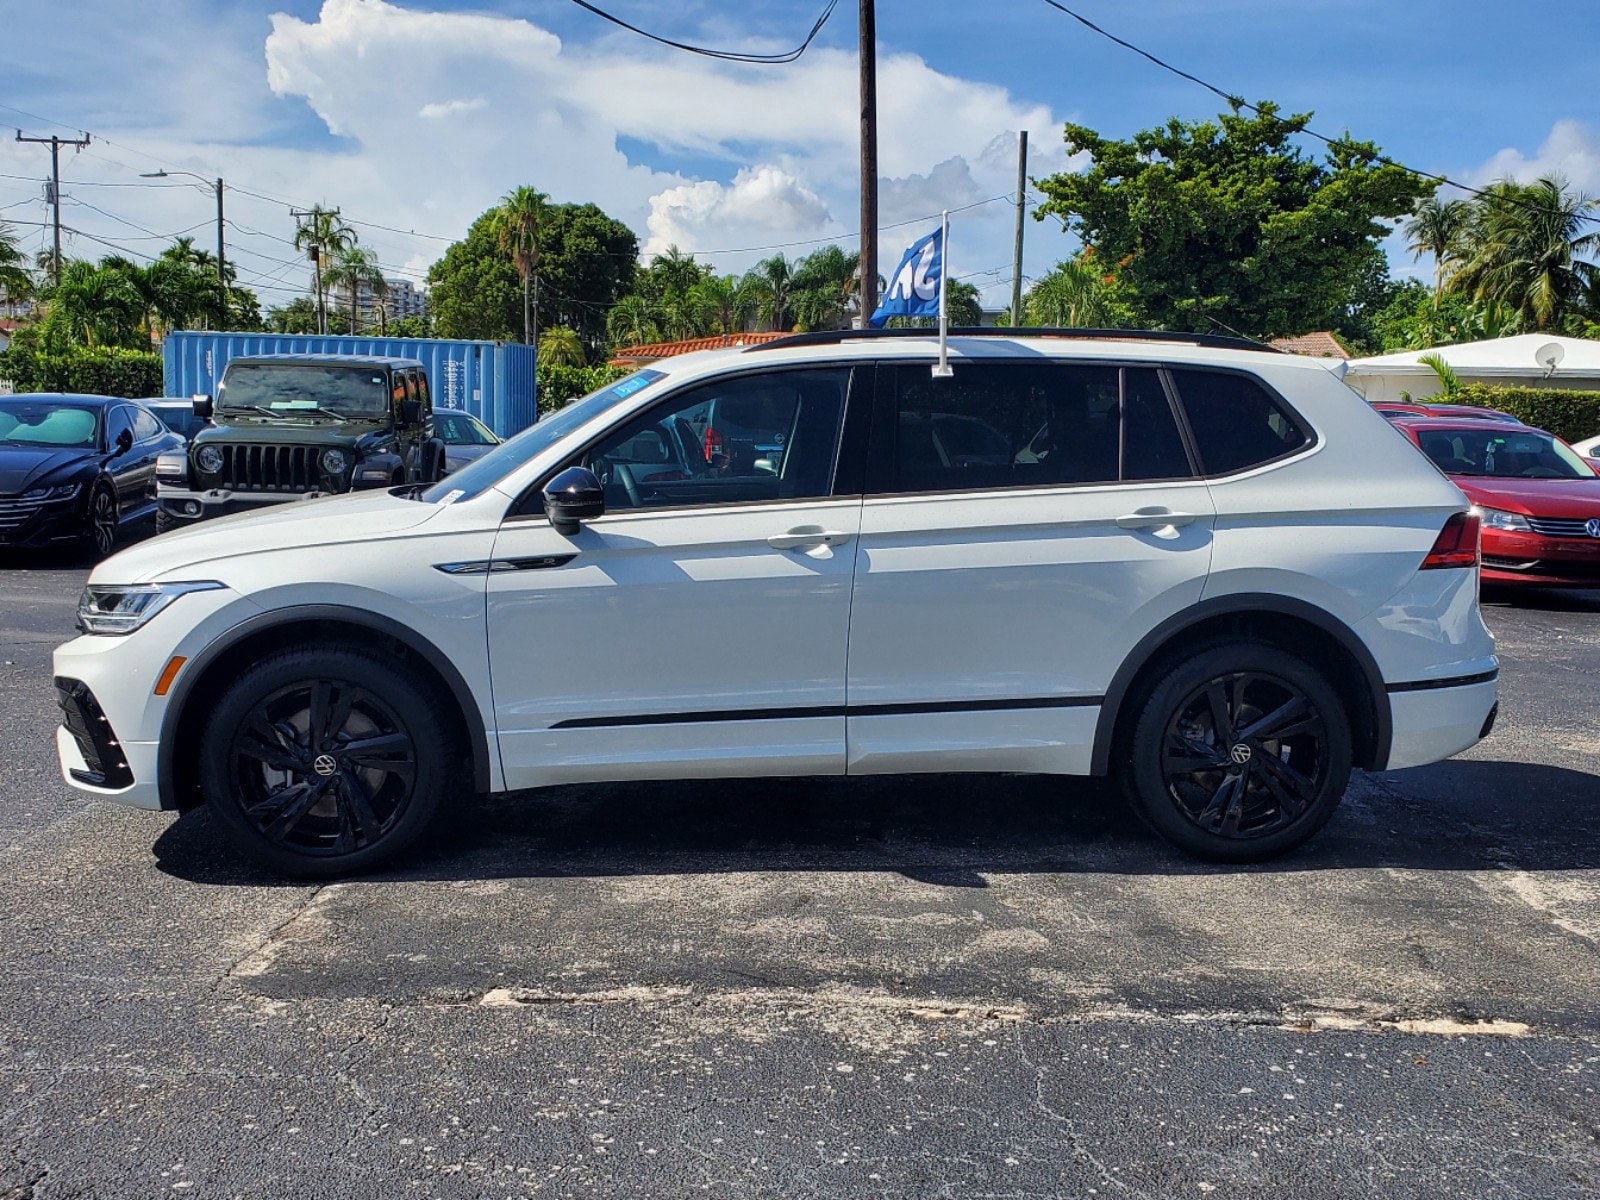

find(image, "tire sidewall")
[1124,640,1353,862]
[200,647,454,878]
[84,483,117,558]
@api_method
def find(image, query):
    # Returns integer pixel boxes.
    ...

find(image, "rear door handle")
[768,526,852,550]
[1116,508,1198,530]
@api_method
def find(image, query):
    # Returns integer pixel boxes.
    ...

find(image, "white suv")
[53,331,1498,877]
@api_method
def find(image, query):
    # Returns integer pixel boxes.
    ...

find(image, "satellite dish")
[1536,341,1565,375]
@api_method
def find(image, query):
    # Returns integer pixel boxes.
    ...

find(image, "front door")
[487,366,864,789]
[845,359,1217,776]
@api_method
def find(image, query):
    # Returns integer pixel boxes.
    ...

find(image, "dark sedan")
[0,393,184,557]
[435,409,502,475]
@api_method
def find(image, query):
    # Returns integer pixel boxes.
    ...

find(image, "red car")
[1374,401,1522,424]
[1394,417,1600,586]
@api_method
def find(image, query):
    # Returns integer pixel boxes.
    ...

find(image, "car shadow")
[151,757,1600,888]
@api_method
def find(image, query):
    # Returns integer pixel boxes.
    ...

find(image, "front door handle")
[768,526,852,550]
[1116,508,1198,530]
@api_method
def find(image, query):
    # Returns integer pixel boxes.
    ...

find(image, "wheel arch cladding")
[1093,594,1391,775]
[158,605,490,811]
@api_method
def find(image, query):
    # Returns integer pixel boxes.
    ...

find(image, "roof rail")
[742,327,1281,355]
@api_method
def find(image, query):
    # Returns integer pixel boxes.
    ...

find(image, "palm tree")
[0,220,34,308]
[538,326,587,367]
[292,205,354,334]
[688,274,756,335]
[606,294,659,347]
[1451,175,1600,332]
[790,245,861,331]
[327,246,385,334]
[1404,197,1472,309]
[1024,257,1115,327]
[43,259,142,348]
[747,254,798,332]
[490,186,552,346]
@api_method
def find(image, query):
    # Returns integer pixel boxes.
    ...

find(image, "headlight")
[196,445,224,474]
[77,581,223,636]
[1477,506,1531,532]
[155,451,188,483]
[20,483,79,502]
[321,448,350,474]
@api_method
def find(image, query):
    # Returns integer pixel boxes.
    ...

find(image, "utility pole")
[15,130,90,283]
[1010,130,1028,326]
[142,171,227,322]
[857,0,878,324]
[291,208,335,335]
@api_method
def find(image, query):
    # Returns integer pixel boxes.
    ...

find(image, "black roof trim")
[741,327,1281,355]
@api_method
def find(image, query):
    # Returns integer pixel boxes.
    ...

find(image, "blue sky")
[3,0,1597,313]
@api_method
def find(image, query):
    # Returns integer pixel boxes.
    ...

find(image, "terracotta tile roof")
[1270,331,1350,359]
[610,331,790,364]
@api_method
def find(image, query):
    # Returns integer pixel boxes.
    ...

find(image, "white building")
[1345,334,1600,402]
[329,277,428,330]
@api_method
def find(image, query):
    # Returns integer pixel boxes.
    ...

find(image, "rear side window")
[881,362,1193,494]
[1168,369,1310,475]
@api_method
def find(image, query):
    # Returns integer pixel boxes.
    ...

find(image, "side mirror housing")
[399,399,422,425]
[191,393,213,420]
[543,466,604,536]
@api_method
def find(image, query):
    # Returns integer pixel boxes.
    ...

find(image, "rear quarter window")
[1168,368,1311,476]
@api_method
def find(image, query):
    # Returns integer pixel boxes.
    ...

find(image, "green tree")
[292,205,354,334]
[746,254,798,332]
[538,325,587,367]
[1450,175,1600,332]
[688,274,757,335]
[0,220,33,306]
[490,186,552,346]
[1404,196,1472,309]
[606,294,660,347]
[1035,103,1432,337]
[790,244,860,331]
[265,296,320,334]
[1023,255,1127,327]
[326,245,386,334]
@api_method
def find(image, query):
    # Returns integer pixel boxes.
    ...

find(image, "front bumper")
[1481,528,1600,586]
[157,484,327,524]
[0,492,87,547]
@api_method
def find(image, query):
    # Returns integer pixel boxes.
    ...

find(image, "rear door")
[844,358,1216,776]
[485,365,867,788]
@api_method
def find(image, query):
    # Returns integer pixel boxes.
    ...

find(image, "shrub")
[1441,384,1600,444]
[536,361,629,415]
[0,345,163,398]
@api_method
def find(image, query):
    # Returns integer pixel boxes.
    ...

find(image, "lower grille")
[1526,516,1600,538]
[0,497,45,531]
[54,677,133,788]
[1483,555,1600,581]
[207,444,320,492]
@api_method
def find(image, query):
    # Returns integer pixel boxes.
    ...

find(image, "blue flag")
[870,226,943,328]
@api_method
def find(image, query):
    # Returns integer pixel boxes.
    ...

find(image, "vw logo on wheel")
[312,754,339,777]
[1229,743,1254,766]
[1587,517,1600,540]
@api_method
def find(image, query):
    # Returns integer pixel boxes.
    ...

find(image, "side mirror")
[400,399,421,425]
[191,393,213,420]
[543,466,604,536]
[114,428,134,454]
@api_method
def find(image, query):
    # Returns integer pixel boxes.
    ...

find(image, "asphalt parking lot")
[1,533,1598,1199]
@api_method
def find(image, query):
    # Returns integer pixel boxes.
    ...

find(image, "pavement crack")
[222,884,339,983]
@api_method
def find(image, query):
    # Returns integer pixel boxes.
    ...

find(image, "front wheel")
[82,484,118,558]
[199,647,459,878]
[1120,641,1352,862]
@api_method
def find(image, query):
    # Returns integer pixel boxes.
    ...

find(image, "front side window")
[1168,368,1310,475]
[219,364,391,419]
[880,362,1192,494]
[579,368,851,511]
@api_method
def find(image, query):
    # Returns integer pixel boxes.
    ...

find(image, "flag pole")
[932,208,952,378]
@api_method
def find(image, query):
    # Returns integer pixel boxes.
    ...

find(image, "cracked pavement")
[1,541,1598,1198]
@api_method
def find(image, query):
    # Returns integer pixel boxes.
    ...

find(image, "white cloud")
[1472,120,1600,193]
[645,164,834,257]
[417,97,488,120]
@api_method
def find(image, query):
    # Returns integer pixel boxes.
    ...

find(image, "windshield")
[421,369,666,503]
[0,399,100,448]
[435,411,497,446]
[1417,428,1597,480]
[219,363,392,418]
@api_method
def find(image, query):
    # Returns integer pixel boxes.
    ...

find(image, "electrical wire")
[562,0,838,64]
[1035,0,1600,225]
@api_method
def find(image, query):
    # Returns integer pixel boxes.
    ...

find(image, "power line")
[1035,0,1600,226]
[562,0,839,64]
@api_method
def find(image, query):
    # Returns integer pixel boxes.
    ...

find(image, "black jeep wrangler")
[155,354,446,530]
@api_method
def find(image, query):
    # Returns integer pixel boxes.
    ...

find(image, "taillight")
[704,426,723,459]
[1420,511,1480,570]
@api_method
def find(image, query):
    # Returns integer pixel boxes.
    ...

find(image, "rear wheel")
[1121,641,1352,862]
[199,647,458,878]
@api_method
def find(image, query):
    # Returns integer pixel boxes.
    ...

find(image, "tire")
[154,509,174,535]
[199,646,460,878]
[82,484,118,558]
[1119,640,1352,863]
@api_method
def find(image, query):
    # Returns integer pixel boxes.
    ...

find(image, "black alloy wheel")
[86,485,117,557]
[201,647,457,877]
[1160,671,1330,840]
[1122,641,1352,862]
[229,679,417,857]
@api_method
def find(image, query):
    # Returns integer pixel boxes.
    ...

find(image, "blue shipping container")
[162,332,537,438]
